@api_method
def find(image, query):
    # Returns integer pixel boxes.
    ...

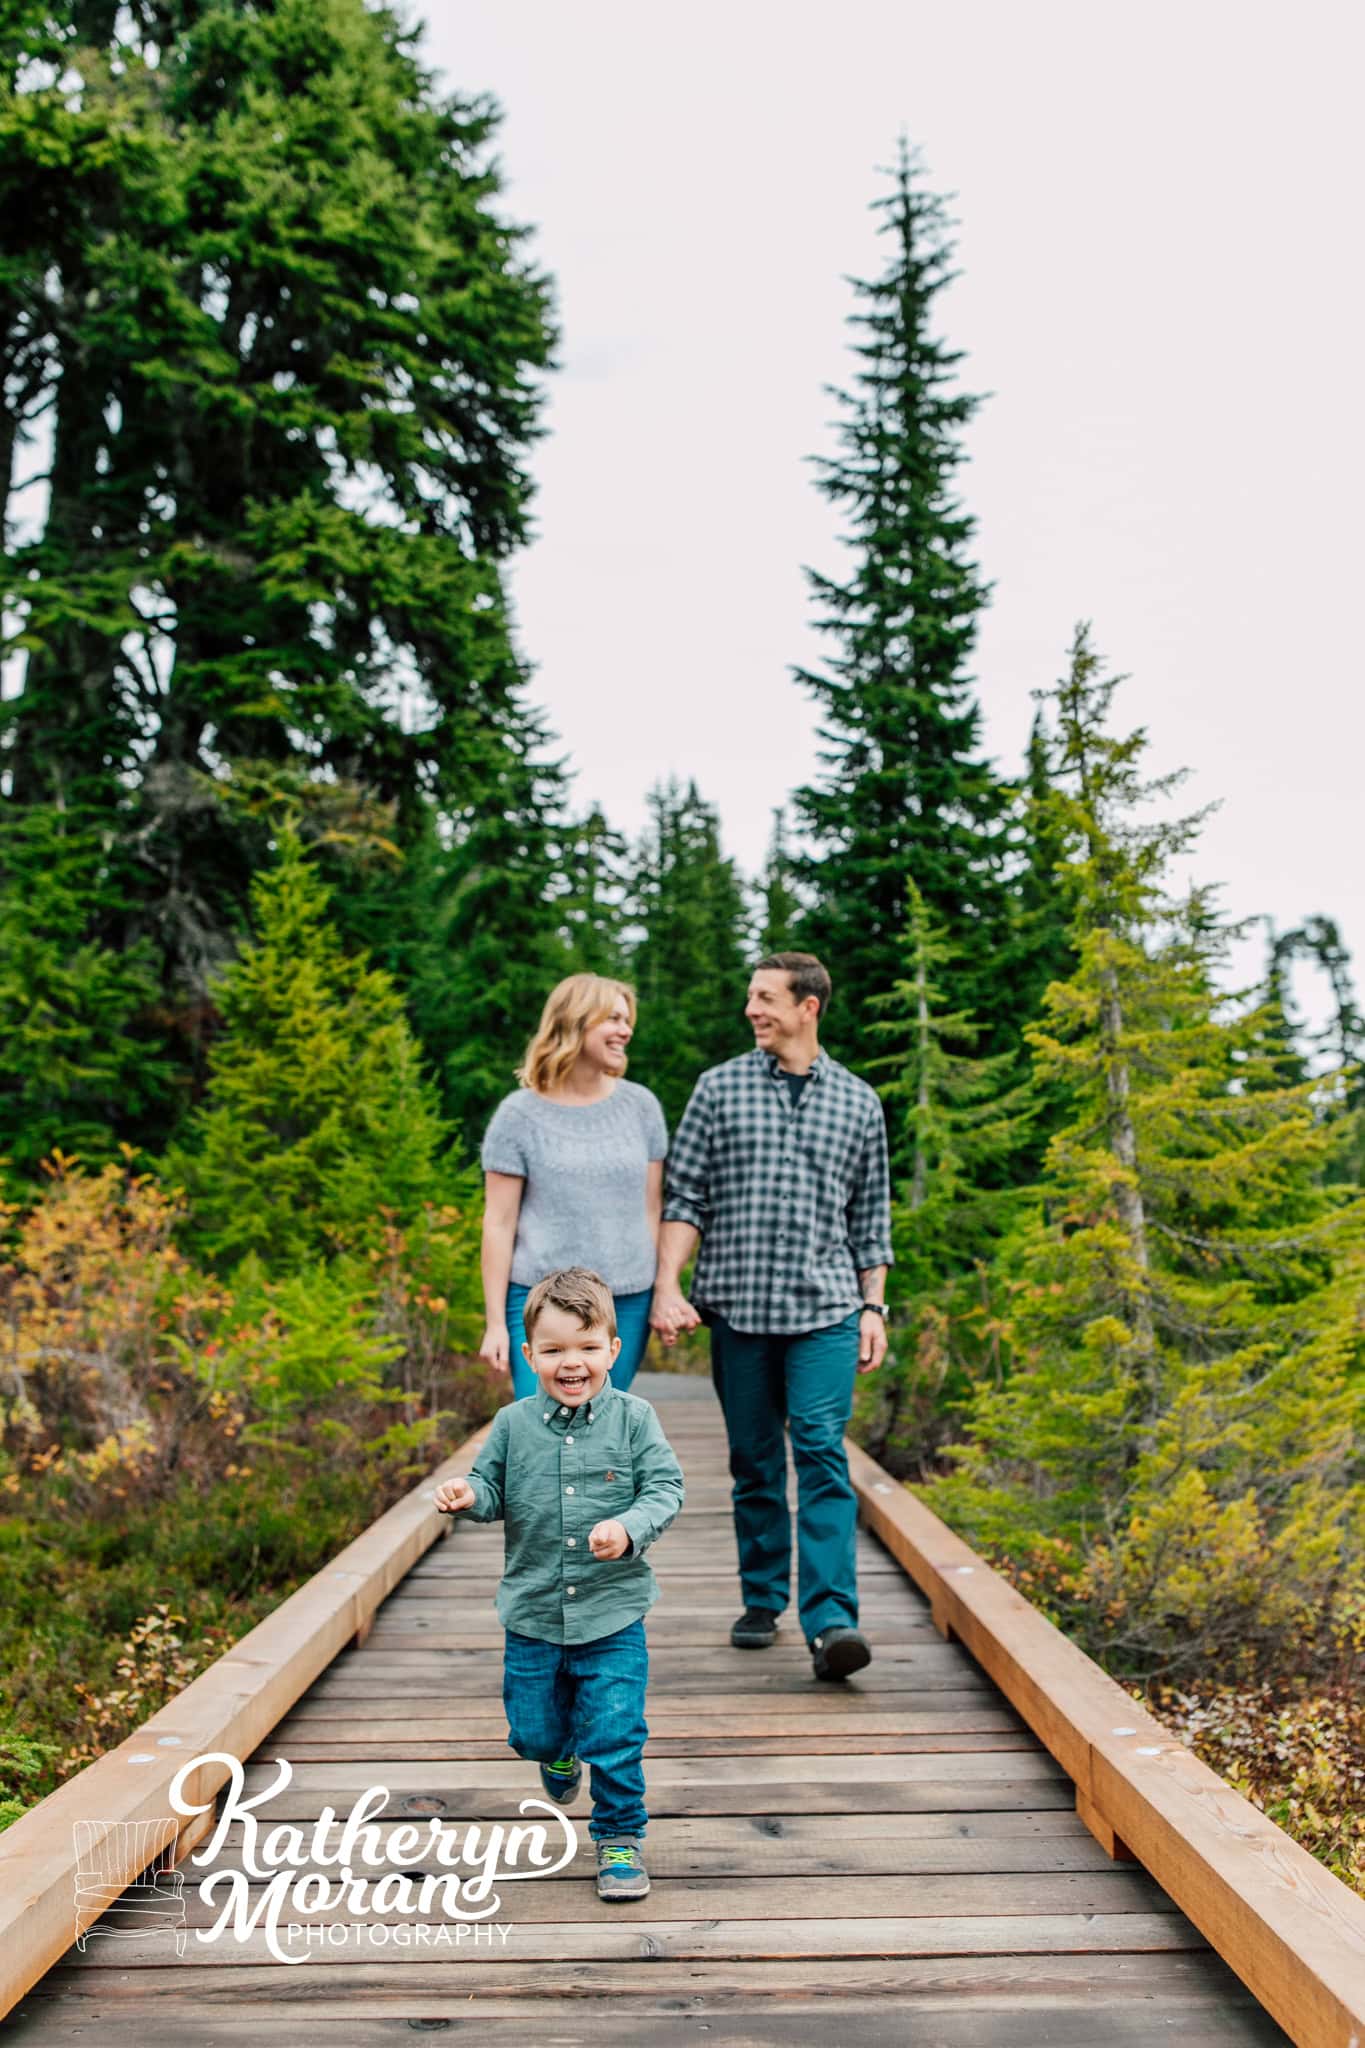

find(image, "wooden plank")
[301,1662,1002,1698]
[260,1732,1039,1760]
[845,1438,1365,2046]
[162,1869,1172,1929]
[7,1949,1280,2021]
[270,1704,1026,1739]
[188,1815,1119,1882]
[278,1686,1004,1721]
[0,1998,1290,2047]
[52,1912,1211,1969]
[236,1751,1067,1796]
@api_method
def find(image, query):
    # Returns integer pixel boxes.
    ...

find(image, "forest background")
[1,0,1361,1890]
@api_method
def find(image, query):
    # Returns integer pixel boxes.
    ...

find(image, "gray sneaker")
[595,1835,650,1900]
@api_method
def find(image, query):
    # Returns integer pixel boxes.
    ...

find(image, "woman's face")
[581,997,633,1074]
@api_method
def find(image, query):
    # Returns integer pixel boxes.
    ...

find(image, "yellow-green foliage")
[921,630,1365,1681]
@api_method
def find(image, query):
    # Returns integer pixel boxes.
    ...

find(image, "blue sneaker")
[538,1755,581,1803]
[596,1835,650,1899]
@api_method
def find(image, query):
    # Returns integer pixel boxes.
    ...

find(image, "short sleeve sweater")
[481,1079,669,1297]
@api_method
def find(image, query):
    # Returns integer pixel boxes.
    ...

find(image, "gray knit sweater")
[480,1080,669,1297]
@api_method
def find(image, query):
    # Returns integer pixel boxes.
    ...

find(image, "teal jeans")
[705,1307,862,1646]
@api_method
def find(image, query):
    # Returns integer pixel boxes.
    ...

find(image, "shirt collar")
[539,1376,615,1430]
[761,1047,827,1082]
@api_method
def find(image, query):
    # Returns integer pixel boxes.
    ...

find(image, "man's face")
[525,1302,620,1406]
[745,968,810,1047]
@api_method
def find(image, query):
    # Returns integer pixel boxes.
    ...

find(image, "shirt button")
[567,1586,576,1595]
[565,1434,573,1443]
[565,1486,574,1495]
[559,1405,569,1414]
[567,1537,576,1546]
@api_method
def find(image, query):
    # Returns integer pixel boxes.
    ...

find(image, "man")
[650,952,893,1681]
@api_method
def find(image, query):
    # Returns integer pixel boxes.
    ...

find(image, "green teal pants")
[705,1307,862,1646]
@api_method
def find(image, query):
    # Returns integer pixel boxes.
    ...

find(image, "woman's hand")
[589,1519,630,1559]
[479,1323,511,1374]
[434,1477,476,1515]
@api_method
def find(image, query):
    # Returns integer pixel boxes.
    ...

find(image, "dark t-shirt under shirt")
[781,1068,813,1109]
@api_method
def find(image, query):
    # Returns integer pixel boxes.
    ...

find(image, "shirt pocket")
[582,1456,635,1521]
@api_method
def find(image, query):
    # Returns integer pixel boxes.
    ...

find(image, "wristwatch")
[860,1301,887,1317]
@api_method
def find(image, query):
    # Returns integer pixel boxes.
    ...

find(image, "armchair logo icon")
[72,1819,188,1958]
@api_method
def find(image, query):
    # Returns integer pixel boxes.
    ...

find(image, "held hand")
[433,1476,476,1515]
[649,1286,699,1347]
[588,1518,630,1559]
[857,1309,889,1375]
[479,1323,511,1375]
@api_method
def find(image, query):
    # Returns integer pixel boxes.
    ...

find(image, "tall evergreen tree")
[0,0,563,1098]
[558,804,633,977]
[0,805,178,1186]
[756,806,802,954]
[1274,915,1365,1185]
[926,626,1365,1678]
[791,138,1009,1072]
[168,837,451,1273]
[626,779,751,1129]
[868,880,1032,1279]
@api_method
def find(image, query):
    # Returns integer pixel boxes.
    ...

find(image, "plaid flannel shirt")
[662,1047,894,1335]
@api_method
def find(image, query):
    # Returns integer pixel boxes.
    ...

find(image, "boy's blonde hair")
[523,1267,618,1344]
[516,974,636,1095]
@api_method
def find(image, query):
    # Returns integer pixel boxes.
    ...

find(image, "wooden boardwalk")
[3,1372,1297,2043]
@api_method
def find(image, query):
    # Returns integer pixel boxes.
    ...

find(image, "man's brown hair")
[523,1266,618,1344]
[754,951,832,1018]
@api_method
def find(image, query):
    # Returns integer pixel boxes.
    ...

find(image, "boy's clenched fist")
[433,1476,475,1515]
[588,1519,629,1559]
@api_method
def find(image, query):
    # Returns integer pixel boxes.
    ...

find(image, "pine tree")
[0,0,562,1076]
[791,139,1009,1073]
[626,780,752,1129]
[558,805,633,977]
[1273,917,1365,1185]
[168,838,451,1272]
[856,881,1032,1474]
[0,805,178,1185]
[867,881,1033,1289]
[924,626,1365,1678]
[756,807,803,954]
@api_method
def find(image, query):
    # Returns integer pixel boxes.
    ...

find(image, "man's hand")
[478,1323,511,1375]
[433,1476,476,1514]
[588,1518,630,1559]
[857,1308,889,1375]
[649,1285,700,1347]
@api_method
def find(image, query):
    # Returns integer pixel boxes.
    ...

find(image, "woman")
[479,974,668,1397]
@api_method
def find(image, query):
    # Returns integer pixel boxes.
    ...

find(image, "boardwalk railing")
[0,1415,495,2021]
[846,1440,1365,2048]
[3,1400,1364,2046]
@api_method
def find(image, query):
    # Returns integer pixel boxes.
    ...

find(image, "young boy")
[434,1265,685,1900]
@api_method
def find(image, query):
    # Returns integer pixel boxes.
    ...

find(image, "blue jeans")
[706,1308,862,1645]
[505,1283,653,1399]
[503,1618,649,1840]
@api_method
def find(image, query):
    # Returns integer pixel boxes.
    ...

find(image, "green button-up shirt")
[462,1380,685,1646]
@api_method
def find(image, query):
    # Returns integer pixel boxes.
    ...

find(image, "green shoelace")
[599,1843,640,1867]
[544,1756,577,1775]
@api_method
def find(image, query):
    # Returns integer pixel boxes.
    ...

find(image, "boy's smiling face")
[525,1301,621,1406]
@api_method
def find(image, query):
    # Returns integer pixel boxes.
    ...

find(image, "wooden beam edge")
[0,1412,496,2019]
[845,1436,1365,2048]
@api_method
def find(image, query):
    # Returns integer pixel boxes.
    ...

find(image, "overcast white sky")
[425,0,1363,1027]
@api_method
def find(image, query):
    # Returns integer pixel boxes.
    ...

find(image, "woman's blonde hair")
[516,974,637,1095]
